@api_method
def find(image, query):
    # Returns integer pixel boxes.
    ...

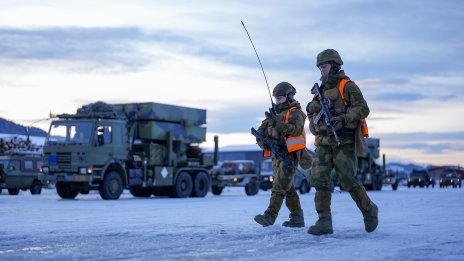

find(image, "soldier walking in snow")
[306,49,378,235]
[254,82,312,228]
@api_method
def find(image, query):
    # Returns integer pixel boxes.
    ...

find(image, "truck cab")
[42,118,128,199]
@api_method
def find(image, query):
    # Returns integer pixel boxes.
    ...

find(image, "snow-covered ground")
[1,186,463,261]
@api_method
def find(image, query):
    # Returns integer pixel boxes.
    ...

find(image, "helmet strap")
[287,93,295,103]
[329,62,341,75]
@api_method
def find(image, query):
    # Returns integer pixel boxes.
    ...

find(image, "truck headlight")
[269,176,274,182]
[41,166,49,174]
[79,166,93,175]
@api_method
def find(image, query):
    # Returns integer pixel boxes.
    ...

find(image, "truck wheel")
[191,172,210,198]
[299,180,310,194]
[99,171,123,200]
[8,188,20,195]
[392,183,398,191]
[245,178,259,196]
[173,172,192,198]
[56,182,79,199]
[129,186,152,197]
[30,180,42,195]
[212,185,223,195]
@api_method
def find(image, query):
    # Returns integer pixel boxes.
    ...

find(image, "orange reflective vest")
[285,107,307,152]
[264,106,307,158]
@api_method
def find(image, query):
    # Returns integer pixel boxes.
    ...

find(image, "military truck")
[0,152,44,195]
[42,101,218,200]
[354,138,385,190]
[331,138,385,191]
[211,160,260,196]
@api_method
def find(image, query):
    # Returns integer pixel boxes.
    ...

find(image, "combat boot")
[349,186,378,233]
[282,209,305,228]
[363,203,378,232]
[307,213,333,235]
[254,211,278,227]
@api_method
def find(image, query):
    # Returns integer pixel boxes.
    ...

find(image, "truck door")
[93,124,115,165]
[94,123,127,163]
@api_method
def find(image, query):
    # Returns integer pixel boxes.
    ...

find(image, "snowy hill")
[0,117,47,137]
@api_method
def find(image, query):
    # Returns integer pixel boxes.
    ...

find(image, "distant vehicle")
[383,170,400,190]
[211,160,259,196]
[439,170,461,188]
[383,169,403,190]
[408,169,435,188]
[0,152,44,195]
[259,159,311,194]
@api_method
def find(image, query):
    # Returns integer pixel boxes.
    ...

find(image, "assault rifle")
[251,128,293,166]
[252,128,310,178]
[311,83,341,145]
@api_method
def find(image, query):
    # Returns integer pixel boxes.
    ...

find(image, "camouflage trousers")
[265,157,302,215]
[310,143,361,192]
[310,143,374,215]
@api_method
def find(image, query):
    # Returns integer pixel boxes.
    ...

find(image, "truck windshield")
[261,161,273,172]
[47,121,94,144]
[0,159,10,170]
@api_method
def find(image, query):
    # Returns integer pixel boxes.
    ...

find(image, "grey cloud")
[373,92,428,102]
[377,131,464,154]
[0,27,150,70]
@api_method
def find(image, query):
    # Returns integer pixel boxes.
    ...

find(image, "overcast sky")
[0,0,463,166]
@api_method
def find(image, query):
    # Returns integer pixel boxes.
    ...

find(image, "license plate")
[75,175,87,182]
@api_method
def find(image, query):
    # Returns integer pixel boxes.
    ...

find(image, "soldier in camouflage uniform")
[254,82,311,228]
[306,49,378,235]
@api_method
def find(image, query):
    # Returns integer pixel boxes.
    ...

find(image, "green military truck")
[356,138,386,191]
[0,152,44,195]
[42,101,217,200]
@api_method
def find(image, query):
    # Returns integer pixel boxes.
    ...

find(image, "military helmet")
[316,49,343,67]
[272,82,296,97]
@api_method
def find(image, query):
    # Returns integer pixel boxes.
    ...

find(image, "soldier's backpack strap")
[285,106,307,123]
[338,79,351,106]
[338,79,369,137]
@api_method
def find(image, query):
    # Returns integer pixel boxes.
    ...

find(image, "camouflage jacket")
[307,71,369,146]
[258,101,306,149]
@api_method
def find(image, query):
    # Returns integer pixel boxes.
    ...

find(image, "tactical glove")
[256,139,270,151]
[330,115,346,131]
[306,101,321,114]
[265,116,275,128]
